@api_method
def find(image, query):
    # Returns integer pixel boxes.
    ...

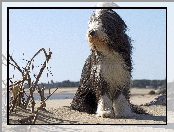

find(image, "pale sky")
[2,2,172,83]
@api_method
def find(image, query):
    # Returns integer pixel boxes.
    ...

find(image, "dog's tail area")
[71,90,98,114]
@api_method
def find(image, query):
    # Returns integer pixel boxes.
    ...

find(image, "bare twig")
[9,48,54,124]
[32,87,59,124]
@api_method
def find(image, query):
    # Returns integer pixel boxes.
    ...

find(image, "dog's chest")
[93,52,130,89]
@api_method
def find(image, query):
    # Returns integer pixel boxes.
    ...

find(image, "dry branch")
[9,48,54,124]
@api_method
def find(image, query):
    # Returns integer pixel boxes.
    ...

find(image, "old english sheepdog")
[71,8,145,118]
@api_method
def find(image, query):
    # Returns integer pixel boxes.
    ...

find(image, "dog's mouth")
[87,29,106,42]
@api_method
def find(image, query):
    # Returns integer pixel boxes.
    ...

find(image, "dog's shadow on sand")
[114,113,166,123]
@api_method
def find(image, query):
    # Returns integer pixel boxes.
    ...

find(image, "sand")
[8,87,166,124]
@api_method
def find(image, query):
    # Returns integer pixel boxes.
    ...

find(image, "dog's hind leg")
[113,93,135,118]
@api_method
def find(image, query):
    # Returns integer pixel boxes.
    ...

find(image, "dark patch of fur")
[71,51,107,114]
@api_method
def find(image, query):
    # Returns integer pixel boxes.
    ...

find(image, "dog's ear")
[102,10,127,34]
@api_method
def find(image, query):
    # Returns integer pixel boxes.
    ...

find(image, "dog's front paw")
[96,110,114,118]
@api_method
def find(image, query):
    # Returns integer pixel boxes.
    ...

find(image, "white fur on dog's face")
[86,10,109,51]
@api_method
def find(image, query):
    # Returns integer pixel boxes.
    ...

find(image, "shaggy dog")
[71,9,145,118]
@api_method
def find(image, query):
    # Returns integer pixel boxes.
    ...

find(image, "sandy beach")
[9,87,166,124]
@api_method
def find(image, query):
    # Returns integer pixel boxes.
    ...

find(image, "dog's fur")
[71,9,145,118]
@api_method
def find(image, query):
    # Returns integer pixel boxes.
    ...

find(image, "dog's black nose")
[89,30,95,37]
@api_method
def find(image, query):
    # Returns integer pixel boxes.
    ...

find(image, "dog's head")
[87,9,132,70]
